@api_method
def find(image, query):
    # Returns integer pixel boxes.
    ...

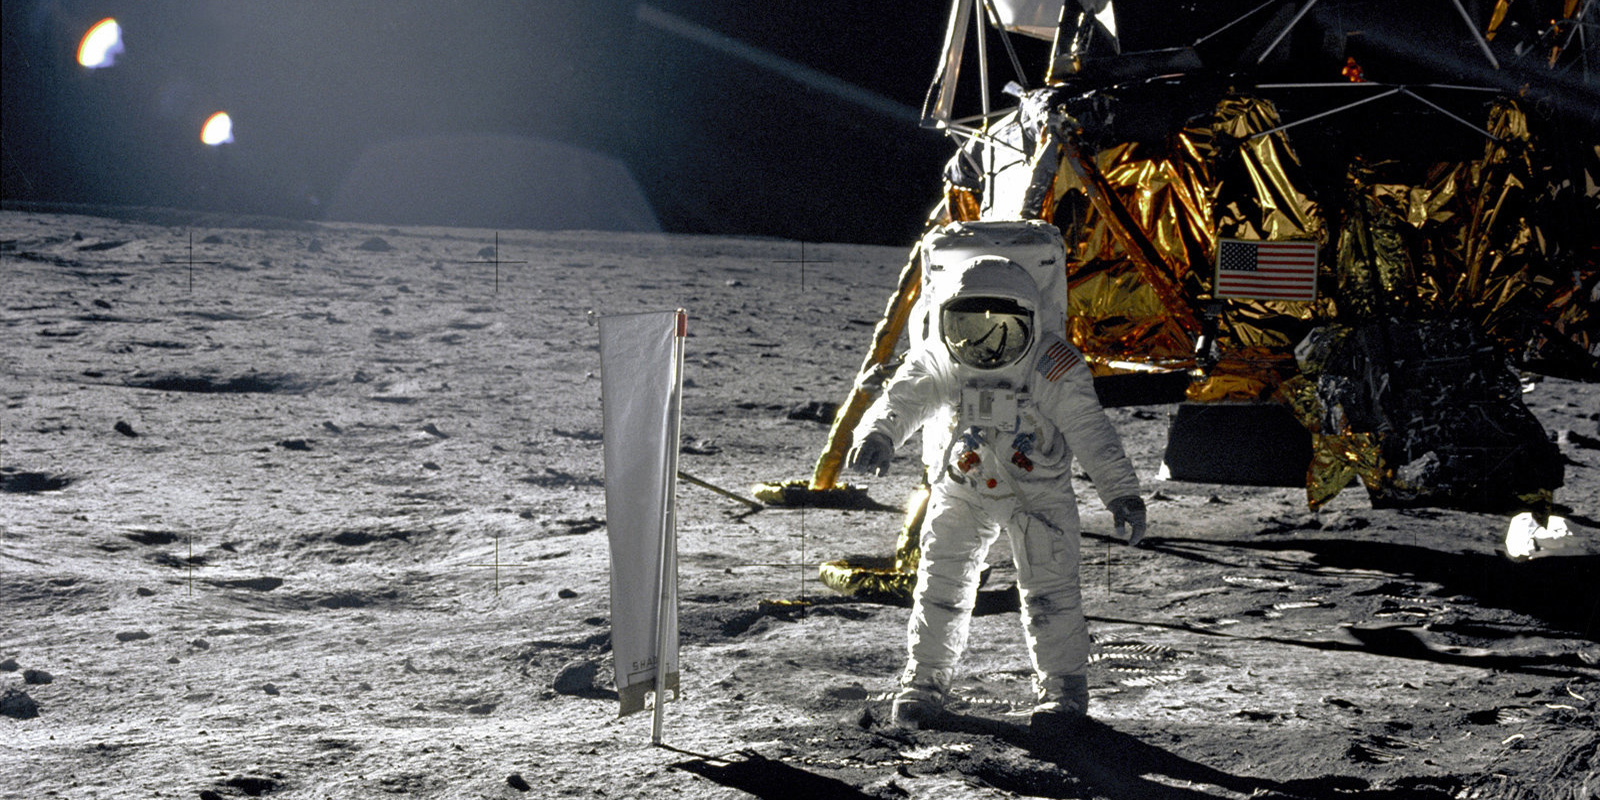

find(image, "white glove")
[1109,495,1147,547]
[846,431,893,477]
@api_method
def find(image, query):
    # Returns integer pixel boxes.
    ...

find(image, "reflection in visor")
[942,297,1032,370]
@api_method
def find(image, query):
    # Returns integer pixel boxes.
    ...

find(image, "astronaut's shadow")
[1026,718,1286,799]
[923,713,1282,799]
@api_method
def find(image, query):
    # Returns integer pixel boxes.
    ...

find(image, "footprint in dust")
[1089,639,1188,687]
[1466,705,1534,725]
[1343,733,1422,764]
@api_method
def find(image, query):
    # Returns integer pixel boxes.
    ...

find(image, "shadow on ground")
[1017,719,1461,799]
[1144,535,1600,639]
[669,748,879,800]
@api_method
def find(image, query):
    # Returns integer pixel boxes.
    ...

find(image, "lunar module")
[758,0,1599,594]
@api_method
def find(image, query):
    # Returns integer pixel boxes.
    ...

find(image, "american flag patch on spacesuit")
[1035,340,1080,382]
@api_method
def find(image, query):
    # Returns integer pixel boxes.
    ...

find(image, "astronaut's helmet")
[933,255,1040,375]
[940,296,1033,371]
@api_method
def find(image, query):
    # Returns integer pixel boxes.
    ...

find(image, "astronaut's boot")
[1030,673,1088,739]
[891,662,951,730]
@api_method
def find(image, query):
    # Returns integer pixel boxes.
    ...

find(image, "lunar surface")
[2,209,1598,799]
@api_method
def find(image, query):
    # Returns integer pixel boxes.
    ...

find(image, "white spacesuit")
[847,255,1146,733]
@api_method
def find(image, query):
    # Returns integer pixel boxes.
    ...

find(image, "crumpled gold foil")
[1188,348,1302,404]
[1213,97,1325,242]
[1306,431,1387,509]
[1456,102,1596,370]
[1485,0,1513,40]
[1335,178,1426,322]
[1281,374,1388,508]
[1057,96,1328,405]
[817,485,929,602]
[948,187,982,223]
[818,557,914,602]
[1342,100,1597,376]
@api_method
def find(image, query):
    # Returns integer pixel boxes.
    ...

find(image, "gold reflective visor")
[942,298,1033,370]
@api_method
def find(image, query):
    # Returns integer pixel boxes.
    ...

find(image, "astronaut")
[846,255,1147,734]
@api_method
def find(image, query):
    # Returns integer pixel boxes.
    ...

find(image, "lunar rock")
[553,660,603,697]
[0,689,39,720]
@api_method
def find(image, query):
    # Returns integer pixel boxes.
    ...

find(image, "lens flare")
[200,112,234,146]
[77,18,124,69]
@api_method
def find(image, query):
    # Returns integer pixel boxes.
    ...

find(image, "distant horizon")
[0,201,928,251]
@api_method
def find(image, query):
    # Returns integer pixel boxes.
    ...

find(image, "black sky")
[2,1,958,245]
